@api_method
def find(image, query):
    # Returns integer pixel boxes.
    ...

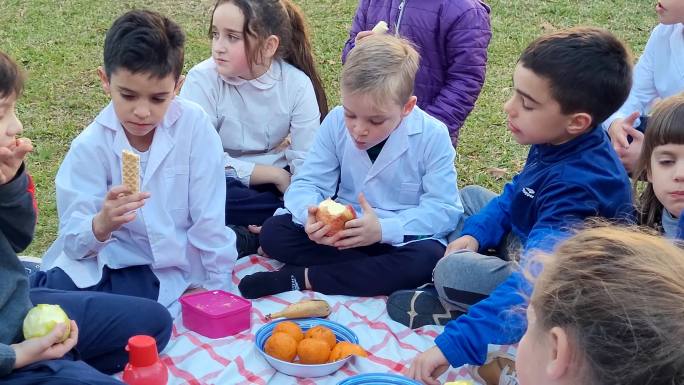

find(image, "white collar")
[219,59,281,90]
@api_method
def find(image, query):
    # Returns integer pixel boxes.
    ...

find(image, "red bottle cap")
[126,335,159,367]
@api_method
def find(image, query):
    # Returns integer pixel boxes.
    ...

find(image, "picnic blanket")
[132,255,516,385]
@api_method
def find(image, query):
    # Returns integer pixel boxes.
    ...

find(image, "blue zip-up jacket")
[435,126,634,368]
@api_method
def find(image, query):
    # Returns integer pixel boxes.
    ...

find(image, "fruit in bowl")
[316,198,357,236]
[256,318,366,377]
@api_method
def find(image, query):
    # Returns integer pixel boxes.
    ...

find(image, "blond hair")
[632,94,684,229]
[341,34,419,106]
[531,225,684,385]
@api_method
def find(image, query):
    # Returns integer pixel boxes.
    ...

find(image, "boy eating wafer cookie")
[32,10,238,312]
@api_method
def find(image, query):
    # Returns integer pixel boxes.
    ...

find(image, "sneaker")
[19,256,42,276]
[386,286,465,329]
[470,353,518,385]
[228,225,260,258]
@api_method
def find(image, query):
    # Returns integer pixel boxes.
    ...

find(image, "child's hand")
[614,125,644,173]
[444,235,479,257]
[92,186,150,241]
[404,346,450,385]
[304,206,343,246]
[334,193,381,249]
[11,321,78,370]
[0,138,33,185]
[354,30,374,44]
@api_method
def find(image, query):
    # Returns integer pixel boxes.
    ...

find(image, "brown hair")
[632,94,684,229]
[209,0,328,121]
[531,225,684,385]
[0,51,24,99]
[341,34,419,107]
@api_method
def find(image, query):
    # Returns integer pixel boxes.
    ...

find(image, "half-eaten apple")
[316,198,357,236]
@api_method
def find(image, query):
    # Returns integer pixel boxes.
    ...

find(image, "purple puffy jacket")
[342,0,491,147]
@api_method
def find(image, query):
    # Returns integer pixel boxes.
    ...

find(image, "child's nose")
[134,105,151,119]
[7,112,23,136]
[503,97,515,116]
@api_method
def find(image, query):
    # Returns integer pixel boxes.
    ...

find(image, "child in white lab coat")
[180,0,328,257]
[33,10,238,310]
[239,35,463,298]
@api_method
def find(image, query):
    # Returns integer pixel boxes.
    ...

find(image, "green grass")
[0,0,655,255]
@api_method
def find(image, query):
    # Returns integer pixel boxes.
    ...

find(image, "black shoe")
[387,286,464,328]
[228,225,260,258]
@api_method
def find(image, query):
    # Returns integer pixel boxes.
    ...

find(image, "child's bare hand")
[614,125,644,173]
[305,206,342,246]
[444,235,479,257]
[335,193,381,249]
[0,138,33,185]
[92,185,150,241]
[608,111,640,151]
[354,30,374,44]
[405,346,450,385]
[12,321,78,370]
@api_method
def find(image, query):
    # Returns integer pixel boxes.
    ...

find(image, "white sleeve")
[284,77,320,175]
[186,112,238,289]
[603,26,660,130]
[283,109,342,225]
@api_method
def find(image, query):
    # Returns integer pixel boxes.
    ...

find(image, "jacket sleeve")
[378,126,462,244]
[284,76,320,175]
[0,164,36,252]
[341,0,371,63]
[602,25,661,130]
[283,109,342,225]
[423,5,491,146]
[460,176,516,250]
[187,112,238,290]
[0,343,15,377]
[435,181,609,367]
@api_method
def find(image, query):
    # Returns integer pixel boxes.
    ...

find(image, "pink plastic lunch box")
[180,290,252,339]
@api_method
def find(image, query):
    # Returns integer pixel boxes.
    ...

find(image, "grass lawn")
[0,0,655,255]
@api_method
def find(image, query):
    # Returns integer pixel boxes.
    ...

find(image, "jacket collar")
[219,59,281,90]
[535,125,607,162]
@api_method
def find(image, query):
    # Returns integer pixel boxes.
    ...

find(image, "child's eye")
[121,94,135,100]
[211,31,219,39]
[152,97,167,104]
[344,114,356,119]
[228,34,240,42]
[659,159,675,166]
[370,120,385,126]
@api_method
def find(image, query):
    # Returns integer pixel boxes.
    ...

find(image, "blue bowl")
[255,318,359,378]
[337,373,422,384]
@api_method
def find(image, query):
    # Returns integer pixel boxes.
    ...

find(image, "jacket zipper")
[395,0,406,36]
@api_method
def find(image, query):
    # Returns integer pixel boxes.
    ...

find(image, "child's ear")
[566,112,593,136]
[401,96,418,118]
[175,75,186,95]
[263,35,280,59]
[97,66,111,96]
[546,326,572,380]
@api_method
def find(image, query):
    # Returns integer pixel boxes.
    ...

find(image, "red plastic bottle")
[122,335,168,385]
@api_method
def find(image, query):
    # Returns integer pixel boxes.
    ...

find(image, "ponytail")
[280,0,328,121]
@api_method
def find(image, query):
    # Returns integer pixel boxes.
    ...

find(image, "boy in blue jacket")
[393,27,635,385]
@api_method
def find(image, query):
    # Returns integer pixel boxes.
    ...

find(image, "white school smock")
[282,106,463,245]
[179,58,320,186]
[41,98,238,308]
[603,23,684,129]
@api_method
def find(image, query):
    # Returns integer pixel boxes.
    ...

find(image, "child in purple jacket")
[342,0,491,147]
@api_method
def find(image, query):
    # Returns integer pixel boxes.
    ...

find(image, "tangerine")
[328,341,368,362]
[264,332,297,362]
[273,321,304,343]
[297,338,331,364]
[304,325,336,350]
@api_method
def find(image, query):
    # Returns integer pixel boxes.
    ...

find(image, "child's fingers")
[336,235,363,249]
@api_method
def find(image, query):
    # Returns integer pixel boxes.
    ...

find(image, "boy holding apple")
[239,35,463,299]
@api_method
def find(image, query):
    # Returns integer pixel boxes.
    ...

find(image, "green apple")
[23,304,71,342]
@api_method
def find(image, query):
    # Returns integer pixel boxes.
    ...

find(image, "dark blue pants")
[225,177,284,226]
[30,265,160,302]
[3,288,172,384]
[259,214,445,296]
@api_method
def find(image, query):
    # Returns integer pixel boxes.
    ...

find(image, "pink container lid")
[180,290,251,318]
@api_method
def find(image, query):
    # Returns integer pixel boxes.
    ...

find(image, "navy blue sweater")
[435,127,634,368]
